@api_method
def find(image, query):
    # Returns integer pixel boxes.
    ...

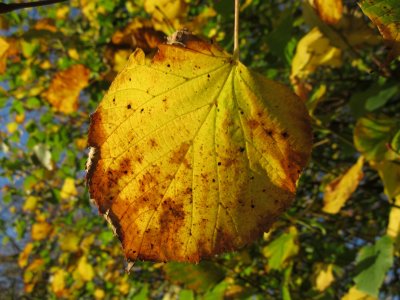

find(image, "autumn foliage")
[0,0,399,299]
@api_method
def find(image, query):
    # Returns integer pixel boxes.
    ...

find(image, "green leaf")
[164,261,225,292]
[354,114,400,161]
[263,226,299,271]
[354,235,394,297]
[266,11,294,64]
[359,0,400,59]
[373,160,400,199]
[391,130,400,155]
[202,281,228,300]
[179,289,195,300]
[365,81,399,111]
[132,284,149,300]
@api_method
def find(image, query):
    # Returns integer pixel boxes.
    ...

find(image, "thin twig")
[0,0,68,14]
[233,0,240,61]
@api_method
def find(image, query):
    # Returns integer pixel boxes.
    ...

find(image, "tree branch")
[0,0,68,14]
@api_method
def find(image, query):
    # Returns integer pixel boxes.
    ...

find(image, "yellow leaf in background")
[59,232,80,252]
[23,258,45,292]
[68,48,80,60]
[43,64,90,114]
[0,36,9,74]
[291,27,342,81]
[15,113,25,124]
[6,122,18,134]
[342,286,378,300]
[20,68,32,82]
[31,222,52,241]
[118,281,130,295]
[40,60,52,70]
[323,156,364,214]
[9,206,16,214]
[56,6,70,19]
[80,233,96,253]
[87,34,312,262]
[75,137,87,150]
[18,243,34,268]
[313,263,334,291]
[387,195,400,253]
[23,196,39,212]
[112,49,132,73]
[144,0,188,33]
[94,289,105,300]
[80,0,101,29]
[60,177,78,200]
[77,256,94,281]
[34,18,57,32]
[51,268,68,297]
[310,0,343,25]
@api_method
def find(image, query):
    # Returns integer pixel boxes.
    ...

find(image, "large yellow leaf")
[323,156,364,214]
[87,34,312,262]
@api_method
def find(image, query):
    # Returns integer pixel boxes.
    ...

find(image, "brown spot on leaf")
[148,138,158,148]
[248,119,259,130]
[169,142,190,164]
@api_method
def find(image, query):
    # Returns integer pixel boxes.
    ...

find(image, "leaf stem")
[233,0,240,61]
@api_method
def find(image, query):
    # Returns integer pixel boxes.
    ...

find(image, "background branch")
[0,0,68,14]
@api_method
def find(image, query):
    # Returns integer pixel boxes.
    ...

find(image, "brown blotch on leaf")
[148,138,158,148]
[169,142,190,164]
[248,119,259,130]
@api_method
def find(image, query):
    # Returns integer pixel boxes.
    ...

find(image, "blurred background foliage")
[0,0,399,299]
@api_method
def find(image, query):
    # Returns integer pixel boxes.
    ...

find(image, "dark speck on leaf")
[127,104,131,109]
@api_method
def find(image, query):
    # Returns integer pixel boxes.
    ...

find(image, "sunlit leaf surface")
[87,35,312,262]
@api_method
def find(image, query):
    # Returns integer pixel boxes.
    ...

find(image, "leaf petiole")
[233,0,240,61]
